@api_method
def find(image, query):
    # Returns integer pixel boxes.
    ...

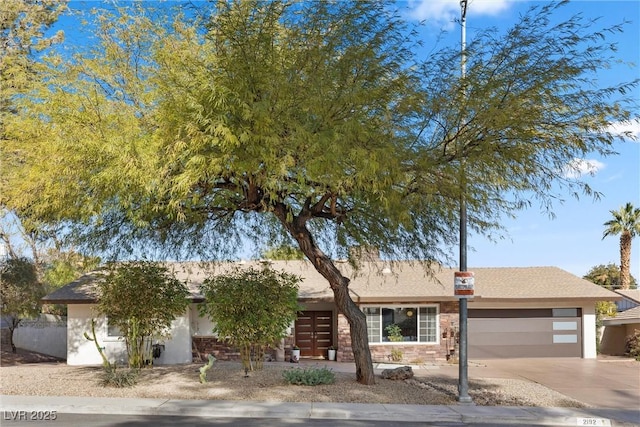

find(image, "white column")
[582,305,597,359]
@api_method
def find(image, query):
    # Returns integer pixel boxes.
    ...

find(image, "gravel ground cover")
[0,351,586,408]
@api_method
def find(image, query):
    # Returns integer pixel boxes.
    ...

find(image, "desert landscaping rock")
[380,366,414,380]
[0,360,587,408]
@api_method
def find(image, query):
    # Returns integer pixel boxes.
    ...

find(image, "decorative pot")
[327,349,336,361]
[291,348,300,363]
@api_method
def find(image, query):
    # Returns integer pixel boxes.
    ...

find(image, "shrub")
[199,264,301,372]
[101,366,139,388]
[390,348,403,362]
[282,367,335,386]
[625,329,640,361]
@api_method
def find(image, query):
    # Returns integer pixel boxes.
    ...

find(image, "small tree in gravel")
[96,261,190,369]
[0,257,45,353]
[199,264,301,372]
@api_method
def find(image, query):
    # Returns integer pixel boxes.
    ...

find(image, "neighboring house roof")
[42,271,104,304]
[615,289,640,304]
[602,305,640,326]
[42,261,620,305]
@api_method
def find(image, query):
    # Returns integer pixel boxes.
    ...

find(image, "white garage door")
[469,308,582,358]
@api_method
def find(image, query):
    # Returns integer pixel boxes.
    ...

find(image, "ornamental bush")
[625,329,640,361]
[101,366,139,388]
[97,262,190,369]
[282,367,335,386]
[199,263,301,372]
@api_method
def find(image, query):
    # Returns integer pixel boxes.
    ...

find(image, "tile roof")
[42,261,619,305]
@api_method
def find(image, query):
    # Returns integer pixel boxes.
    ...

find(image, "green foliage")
[96,262,190,369]
[282,367,335,386]
[603,203,640,240]
[44,252,100,288]
[261,246,305,261]
[0,257,45,351]
[602,203,640,290]
[625,330,640,361]
[100,366,139,388]
[385,324,403,342]
[595,301,617,319]
[4,1,636,264]
[199,354,217,384]
[584,264,638,290]
[3,0,638,382]
[199,264,301,372]
[390,348,403,363]
[1,0,67,114]
[84,318,138,387]
[42,251,101,316]
[83,318,112,369]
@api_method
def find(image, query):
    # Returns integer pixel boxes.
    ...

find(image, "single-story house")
[600,289,640,355]
[42,261,620,365]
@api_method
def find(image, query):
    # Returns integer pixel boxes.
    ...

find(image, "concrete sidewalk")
[1,395,639,426]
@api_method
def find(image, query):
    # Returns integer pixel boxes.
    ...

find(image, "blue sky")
[401,0,640,279]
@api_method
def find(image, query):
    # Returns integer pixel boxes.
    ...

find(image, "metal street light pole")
[457,0,473,405]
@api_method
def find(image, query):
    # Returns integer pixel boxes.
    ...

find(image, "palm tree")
[602,203,640,290]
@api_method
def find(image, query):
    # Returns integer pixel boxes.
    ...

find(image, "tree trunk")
[620,232,631,290]
[8,317,19,353]
[8,328,17,353]
[273,206,376,385]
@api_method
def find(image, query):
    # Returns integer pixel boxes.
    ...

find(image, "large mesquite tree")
[2,1,638,384]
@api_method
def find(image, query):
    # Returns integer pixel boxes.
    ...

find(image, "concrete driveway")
[457,357,639,410]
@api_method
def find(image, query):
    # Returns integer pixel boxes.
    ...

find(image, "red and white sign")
[454,271,474,298]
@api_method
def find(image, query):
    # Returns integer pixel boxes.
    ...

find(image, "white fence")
[13,314,67,359]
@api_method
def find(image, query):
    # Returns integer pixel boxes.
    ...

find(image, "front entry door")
[295,311,333,358]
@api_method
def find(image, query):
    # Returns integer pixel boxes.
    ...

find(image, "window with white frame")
[363,306,438,343]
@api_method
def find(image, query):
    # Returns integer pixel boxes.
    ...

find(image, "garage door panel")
[469,309,582,359]
[470,318,552,333]
[470,331,555,346]
[470,343,582,359]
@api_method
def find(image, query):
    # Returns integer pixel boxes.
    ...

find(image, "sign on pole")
[454,271,474,298]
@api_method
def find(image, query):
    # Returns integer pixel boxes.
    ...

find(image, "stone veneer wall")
[336,301,460,363]
[191,337,284,362]
[193,302,460,364]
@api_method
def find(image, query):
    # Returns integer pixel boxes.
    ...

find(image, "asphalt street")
[0,413,564,427]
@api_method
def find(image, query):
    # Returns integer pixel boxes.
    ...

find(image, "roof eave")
[602,318,640,326]
[466,296,621,303]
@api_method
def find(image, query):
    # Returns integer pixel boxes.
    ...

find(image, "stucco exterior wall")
[67,304,126,365]
[190,303,216,337]
[64,299,602,364]
[67,304,192,366]
[600,322,640,355]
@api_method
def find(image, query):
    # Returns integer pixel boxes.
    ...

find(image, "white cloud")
[603,120,640,141]
[562,158,606,179]
[406,0,513,27]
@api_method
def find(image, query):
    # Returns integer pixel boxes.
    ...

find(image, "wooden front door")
[295,311,333,358]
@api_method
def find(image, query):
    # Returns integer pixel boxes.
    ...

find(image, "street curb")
[2,395,639,426]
